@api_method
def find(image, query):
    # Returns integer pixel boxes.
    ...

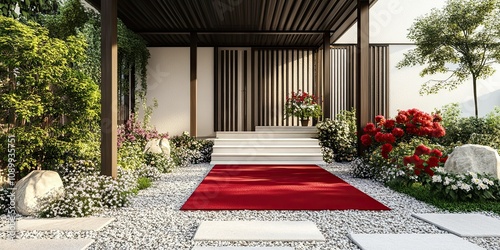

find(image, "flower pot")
[301,119,310,126]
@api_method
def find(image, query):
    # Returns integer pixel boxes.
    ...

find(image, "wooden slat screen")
[330,45,389,119]
[253,49,318,127]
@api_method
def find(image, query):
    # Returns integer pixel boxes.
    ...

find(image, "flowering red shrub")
[402,144,446,177]
[360,108,447,176]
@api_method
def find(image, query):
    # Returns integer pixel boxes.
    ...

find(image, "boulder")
[444,144,500,179]
[14,170,64,216]
[144,138,170,156]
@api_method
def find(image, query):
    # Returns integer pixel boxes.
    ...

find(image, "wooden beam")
[190,32,198,137]
[323,32,331,119]
[356,0,370,155]
[100,0,118,178]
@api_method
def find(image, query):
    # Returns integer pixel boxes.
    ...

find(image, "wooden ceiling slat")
[84,0,377,47]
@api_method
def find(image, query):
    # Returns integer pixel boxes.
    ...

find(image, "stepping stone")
[192,247,294,250]
[348,233,485,250]
[412,213,500,237]
[0,239,94,250]
[193,221,325,241]
[0,217,115,231]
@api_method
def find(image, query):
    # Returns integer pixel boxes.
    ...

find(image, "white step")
[255,126,317,133]
[215,138,320,146]
[210,153,323,162]
[212,145,322,154]
[216,131,317,139]
[210,160,325,165]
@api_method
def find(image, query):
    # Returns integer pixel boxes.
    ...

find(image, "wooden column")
[356,0,370,155]
[190,32,198,137]
[323,32,331,119]
[100,0,118,178]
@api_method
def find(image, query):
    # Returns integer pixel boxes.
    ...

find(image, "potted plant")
[284,90,322,126]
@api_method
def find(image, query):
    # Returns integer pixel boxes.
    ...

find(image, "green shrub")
[137,177,152,190]
[37,161,137,217]
[317,109,357,162]
[439,104,500,152]
[170,131,214,164]
[0,16,100,176]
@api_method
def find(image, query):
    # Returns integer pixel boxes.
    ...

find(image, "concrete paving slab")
[0,217,114,231]
[412,213,500,237]
[193,221,325,241]
[0,239,94,250]
[192,247,294,250]
[348,233,485,250]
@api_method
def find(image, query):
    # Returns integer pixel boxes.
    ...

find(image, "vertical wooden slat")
[243,50,248,131]
[190,32,197,137]
[235,50,239,131]
[214,47,219,131]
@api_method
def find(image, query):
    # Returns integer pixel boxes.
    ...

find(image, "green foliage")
[439,103,500,152]
[137,176,152,190]
[170,132,214,165]
[397,0,500,117]
[41,0,89,39]
[317,109,357,162]
[0,16,100,175]
[144,152,175,173]
[389,182,500,215]
[118,141,146,170]
[0,0,58,21]
[37,161,138,217]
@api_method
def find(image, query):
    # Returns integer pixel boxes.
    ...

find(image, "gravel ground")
[1,162,500,249]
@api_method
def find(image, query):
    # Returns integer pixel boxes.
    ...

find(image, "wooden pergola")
[85,0,374,178]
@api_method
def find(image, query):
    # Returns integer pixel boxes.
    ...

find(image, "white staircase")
[210,126,325,165]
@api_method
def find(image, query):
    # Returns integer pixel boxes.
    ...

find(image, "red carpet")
[181,165,390,210]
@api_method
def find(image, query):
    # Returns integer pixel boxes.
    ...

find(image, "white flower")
[472,178,482,185]
[482,178,494,186]
[458,183,472,192]
[468,172,478,178]
[477,183,489,190]
[432,175,442,183]
[451,184,458,190]
[443,177,453,186]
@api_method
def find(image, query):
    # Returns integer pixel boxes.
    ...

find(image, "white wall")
[336,0,446,43]
[389,45,500,117]
[143,47,214,137]
[335,0,500,117]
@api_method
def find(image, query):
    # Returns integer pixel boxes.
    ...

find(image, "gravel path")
[2,162,500,249]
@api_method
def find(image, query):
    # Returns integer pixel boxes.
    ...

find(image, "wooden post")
[190,32,198,137]
[323,32,331,119]
[101,0,118,178]
[356,0,370,155]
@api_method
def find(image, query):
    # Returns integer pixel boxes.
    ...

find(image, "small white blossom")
[432,175,442,183]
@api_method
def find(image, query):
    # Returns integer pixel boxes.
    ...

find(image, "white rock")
[14,170,64,216]
[144,138,170,156]
[444,144,500,179]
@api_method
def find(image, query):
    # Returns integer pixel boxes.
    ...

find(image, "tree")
[0,0,58,21]
[0,16,100,174]
[397,0,500,118]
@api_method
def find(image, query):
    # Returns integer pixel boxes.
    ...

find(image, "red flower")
[415,145,431,156]
[381,143,393,159]
[430,149,443,157]
[363,123,378,136]
[396,114,408,124]
[374,132,384,142]
[427,156,440,168]
[375,115,386,125]
[414,169,421,175]
[391,127,404,137]
[412,155,424,166]
[384,133,396,144]
[431,122,446,138]
[360,134,372,146]
[384,119,396,129]
[403,156,412,166]
[424,166,434,176]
